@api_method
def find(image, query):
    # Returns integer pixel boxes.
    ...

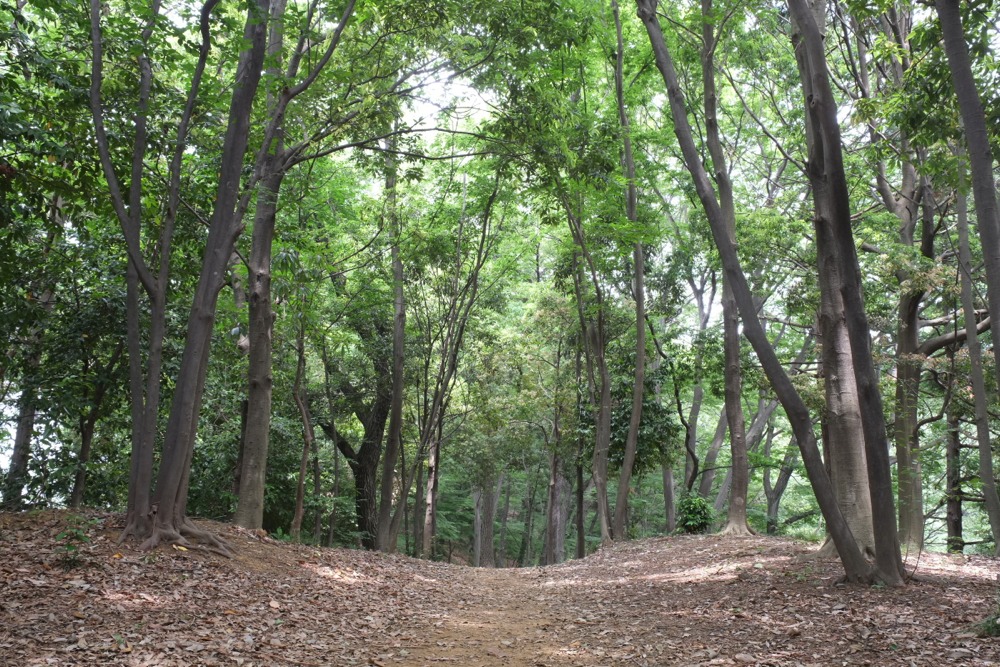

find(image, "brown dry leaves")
[1,511,998,666]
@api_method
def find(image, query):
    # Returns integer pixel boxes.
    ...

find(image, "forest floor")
[1,510,999,666]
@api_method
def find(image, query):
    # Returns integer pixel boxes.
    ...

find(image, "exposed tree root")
[180,517,232,557]
[116,510,152,547]
[718,522,756,537]
[132,517,233,558]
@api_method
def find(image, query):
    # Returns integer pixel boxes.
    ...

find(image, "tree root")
[718,522,756,537]
[128,517,232,558]
[180,517,232,558]
[116,511,152,547]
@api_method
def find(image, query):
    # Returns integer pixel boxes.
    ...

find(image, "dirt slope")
[1,510,998,666]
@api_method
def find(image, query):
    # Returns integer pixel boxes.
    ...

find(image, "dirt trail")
[2,511,999,666]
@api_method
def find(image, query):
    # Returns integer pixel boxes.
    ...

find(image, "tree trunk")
[90,0,213,545]
[376,143,406,552]
[70,337,123,509]
[234,167,283,530]
[311,431,323,543]
[955,150,1000,555]
[935,7,1000,504]
[765,442,797,536]
[699,0,750,536]
[290,328,313,542]
[422,437,441,558]
[3,379,38,509]
[413,457,425,556]
[70,413,98,509]
[497,474,512,567]
[787,0,903,583]
[637,0,872,583]
[473,473,504,568]
[576,426,586,559]
[544,453,566,565]
[945,402,964,554]
[569,246,612,545]
[142,0,270,553]
[662,464,676,533]
[697,409,728,499]
[610,0,646,541]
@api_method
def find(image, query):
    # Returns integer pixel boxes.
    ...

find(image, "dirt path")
[2,511,999,666]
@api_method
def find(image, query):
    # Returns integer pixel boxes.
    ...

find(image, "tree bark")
[141,0,270,554]
[90,0,216,544]
[290,325,314,542]
[376,143,406,552]
[233,167,283,530]
[934,0,1000,425]
[3,375,38,509]
[473,473,504,568]
[945,401,964,554]
[698,0,751,536]
[233,0,288,531]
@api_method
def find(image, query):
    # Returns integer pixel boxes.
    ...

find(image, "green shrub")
[676,494,714,534]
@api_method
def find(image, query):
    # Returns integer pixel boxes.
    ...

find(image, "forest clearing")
[1,510,998,667]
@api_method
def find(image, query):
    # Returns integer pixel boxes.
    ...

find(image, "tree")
[90,0,271,551]
[610,0,647,540]
[636,0,873,582]
[234,0,441,531]
[786,0,903,583]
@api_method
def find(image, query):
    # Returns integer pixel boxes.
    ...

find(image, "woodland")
[5,0,1000,639]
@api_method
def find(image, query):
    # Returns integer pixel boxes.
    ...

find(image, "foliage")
[675,493,714,535]
[55,513,96,569]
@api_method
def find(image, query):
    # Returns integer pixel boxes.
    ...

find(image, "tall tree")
[233,0,357,530]
[786,0,903,583]
[934,2,1000,555]
[636,0,873,582]
[90,0,271,550]
[610,0,646,540]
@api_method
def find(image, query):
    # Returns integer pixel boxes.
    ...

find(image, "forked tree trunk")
[90,0,217,544]
[636,0,872,583]
[235,0,356,530]
[140,0,270,553]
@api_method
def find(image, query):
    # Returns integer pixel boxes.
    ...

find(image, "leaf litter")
[1,510,998,666]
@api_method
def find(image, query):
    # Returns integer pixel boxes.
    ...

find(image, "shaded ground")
[1,510,998,666]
